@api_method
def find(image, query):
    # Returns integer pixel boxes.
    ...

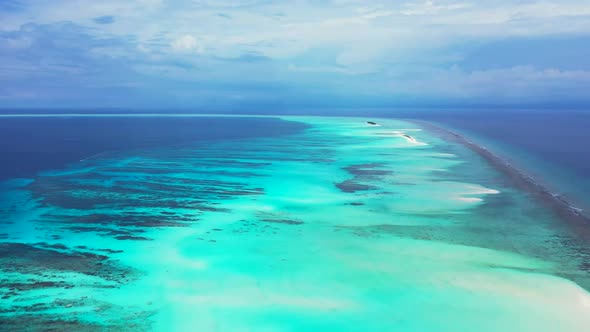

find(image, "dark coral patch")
[0,242,132,282]
[115,235,151,241]
[335,180,377,193]
[0,315,126,331]
[260,219,304,225]
[335,163,392,193]
[257,212,304,225]
[343,163,392,177]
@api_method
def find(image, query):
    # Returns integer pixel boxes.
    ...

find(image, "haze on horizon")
[1,0,590,110]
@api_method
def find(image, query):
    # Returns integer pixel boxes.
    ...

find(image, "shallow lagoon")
[1,116,590,331]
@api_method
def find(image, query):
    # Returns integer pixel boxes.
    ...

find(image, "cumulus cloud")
[171,35,202,53]
[387,65,590,101]
[0,0,590,108]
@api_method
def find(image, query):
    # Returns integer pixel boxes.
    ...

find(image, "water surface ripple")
[1,116,589,331]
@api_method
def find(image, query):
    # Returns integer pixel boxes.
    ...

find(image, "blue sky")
[0,0,589,110]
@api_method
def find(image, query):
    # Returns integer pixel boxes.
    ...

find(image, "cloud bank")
[1,0,589,109]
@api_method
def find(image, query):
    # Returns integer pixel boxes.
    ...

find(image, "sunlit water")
[1,116,589,331]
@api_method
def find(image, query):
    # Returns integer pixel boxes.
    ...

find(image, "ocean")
[399,109,590,214]
[0,116,306,181]
[1,114,589,331]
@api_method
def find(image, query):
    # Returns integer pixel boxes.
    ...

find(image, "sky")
[0,0,589,110]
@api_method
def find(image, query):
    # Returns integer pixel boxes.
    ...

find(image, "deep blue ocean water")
[408,110,590,177]
[0,116,307,181]
[1,114,590,330]
[399,110,590,212]
[2,111,588,211]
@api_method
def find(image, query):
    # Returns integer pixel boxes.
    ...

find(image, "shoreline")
[414,120,590,241]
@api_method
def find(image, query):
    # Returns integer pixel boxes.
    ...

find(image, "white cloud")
[387,65,590,99]
[2,0,590,105]
[4,0,590,61]
[171,35,202,53]
[401,0,472,16]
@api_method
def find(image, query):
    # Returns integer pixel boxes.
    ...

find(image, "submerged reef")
[2,117,590,331]
[0,241,146,330]
[335,163,392,193]
[0,242,131,282]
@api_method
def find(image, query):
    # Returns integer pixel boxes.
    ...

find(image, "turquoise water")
[1,116,590,331]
